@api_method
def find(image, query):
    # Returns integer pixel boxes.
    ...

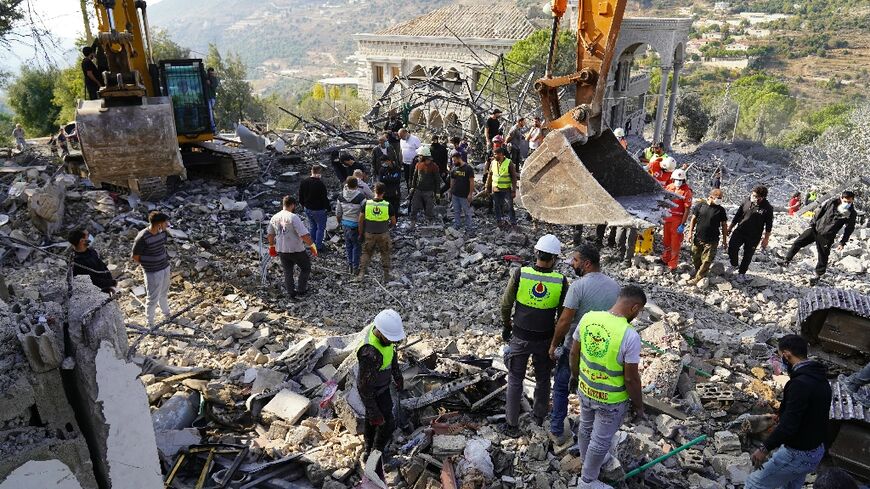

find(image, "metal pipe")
[137,2,154,65]
[622,434,708,480]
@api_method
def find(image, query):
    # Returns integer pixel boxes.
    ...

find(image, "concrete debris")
[3,135,870,488]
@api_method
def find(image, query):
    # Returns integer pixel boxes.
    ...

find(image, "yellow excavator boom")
[520,0,673,226]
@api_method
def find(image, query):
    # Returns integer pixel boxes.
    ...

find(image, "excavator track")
[190,141,260,184]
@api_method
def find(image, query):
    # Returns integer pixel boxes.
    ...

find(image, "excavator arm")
[518,0,674,227]
[537,0,627,137]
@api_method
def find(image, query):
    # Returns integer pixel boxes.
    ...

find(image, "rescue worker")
[613,127,628,150]
[640,141,665,165]
[357,182,397,282]
[357,309,406,460]
[500,234,569,438]
[647,155,676,187]
[570,285,646,489]
[661,169,692,271]
[780,191,857,285]
[746,335,831,489]
[804,187,819,206]
[727,186,774,283]
[484,147,518,230]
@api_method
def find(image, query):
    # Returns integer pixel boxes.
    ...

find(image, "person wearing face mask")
[661,169,693,272]
[69,228,117,293]
[780,190,857,285]
[132,211,173,327]
[499,234,569,438]
[570,285,647,489]
[356,309,406,461]
[547,244,620,446]
[745,335,831,489]
[726,185,774,283]
[371,132,400,183]
[686,189,729,285]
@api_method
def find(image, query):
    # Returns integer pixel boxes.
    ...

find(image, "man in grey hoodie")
[336,176,367,274]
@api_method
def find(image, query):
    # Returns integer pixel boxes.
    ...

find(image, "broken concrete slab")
[262,389,311,424]
[155,428,201,459]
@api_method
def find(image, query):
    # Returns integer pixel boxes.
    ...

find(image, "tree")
[205,43,223,72]
[674,92,710,142]
[328,85,341,100]
[793,101,869,188]
[210,50,263,129]
[504,29,577,78]
[728,74,796,144]
[0,112,13,147]
[311,83,325,100]
[150,28,190,63]
[0,0,24,46]
[6,65,60,136]
[52,65,85,126]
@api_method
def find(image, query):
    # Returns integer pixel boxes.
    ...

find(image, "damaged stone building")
[355,4,690,146]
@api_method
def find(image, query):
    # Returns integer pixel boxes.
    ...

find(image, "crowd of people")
[61,109,865,488]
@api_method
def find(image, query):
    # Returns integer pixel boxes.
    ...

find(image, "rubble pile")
[0,141,868,488]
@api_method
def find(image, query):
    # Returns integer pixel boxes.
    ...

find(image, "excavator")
[74,0,258,200]
[520,0,673,227]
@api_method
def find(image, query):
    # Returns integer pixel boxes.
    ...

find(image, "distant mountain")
[148,0,455,73]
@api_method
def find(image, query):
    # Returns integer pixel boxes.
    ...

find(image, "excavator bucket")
[75,97,186,184]
[520,127,674,226]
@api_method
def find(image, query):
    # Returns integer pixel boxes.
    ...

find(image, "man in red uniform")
[661,169,692,271]
[647,155,676,187]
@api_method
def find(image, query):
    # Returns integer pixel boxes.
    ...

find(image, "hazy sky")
[2,0,164,71]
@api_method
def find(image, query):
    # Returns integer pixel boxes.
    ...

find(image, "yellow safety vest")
[491,158,513,190]
[808,192,818,202]
[515,266,564,310]
[356,324,394,371]
[577,311,630,404]
[364,199,390,222]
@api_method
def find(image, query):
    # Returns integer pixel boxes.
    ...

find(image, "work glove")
[269,245,278,257]
[568,376,579,393]
[501,326,512,342]
[368,415,385,427]
[309,244,319,258]
[676,224,685,234]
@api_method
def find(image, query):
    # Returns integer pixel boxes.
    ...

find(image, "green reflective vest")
[516,266,564,310]
[357,324,394,371]
[364,199,390,222]
[643,147,656,161]
[808,191,818,202]
[577,311,630,404]
[491,158,513,190]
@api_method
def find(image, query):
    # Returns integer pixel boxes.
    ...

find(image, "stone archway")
[408,108,425,129]
[445,112,461,137]
[428,109,444,130]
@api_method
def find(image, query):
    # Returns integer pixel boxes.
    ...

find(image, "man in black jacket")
[781,190,857,285]
[298,166,330,253]
[746,335,831,489]
[378,153,403,217]
[727,185,774,282]
[69,229,117,293]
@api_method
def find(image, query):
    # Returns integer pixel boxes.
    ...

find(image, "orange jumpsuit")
[661,182,693,270]
[648,159,672,187]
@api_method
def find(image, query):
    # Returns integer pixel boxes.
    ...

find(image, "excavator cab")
[519,0,673,226]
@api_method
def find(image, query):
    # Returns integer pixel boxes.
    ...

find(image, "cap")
[534,234,562,255]
[416,145,432,157]
[613,128,625,138]
[373,309,405,342]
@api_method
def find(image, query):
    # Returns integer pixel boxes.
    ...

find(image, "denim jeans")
[344,227,361,269]
[550,348,571,435]
[492,191,516,225]
[305,208,328,251]
[451,195,473,231]
[744,444,824,489]
[577,395,628,483]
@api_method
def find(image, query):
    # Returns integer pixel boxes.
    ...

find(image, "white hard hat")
[661,156,676,172]
[534,234,562,255]
[613,128,625,138]
[373,309,405,342]
[416,145,432,157]
[671,168,687,181]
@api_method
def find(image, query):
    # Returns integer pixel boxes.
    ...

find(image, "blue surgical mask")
[838,202,852,213]
[87,234,95,245]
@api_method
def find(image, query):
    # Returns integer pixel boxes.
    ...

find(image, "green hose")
[622,434,708,480]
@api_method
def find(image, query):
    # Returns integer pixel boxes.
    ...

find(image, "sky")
[1,0,164,71]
